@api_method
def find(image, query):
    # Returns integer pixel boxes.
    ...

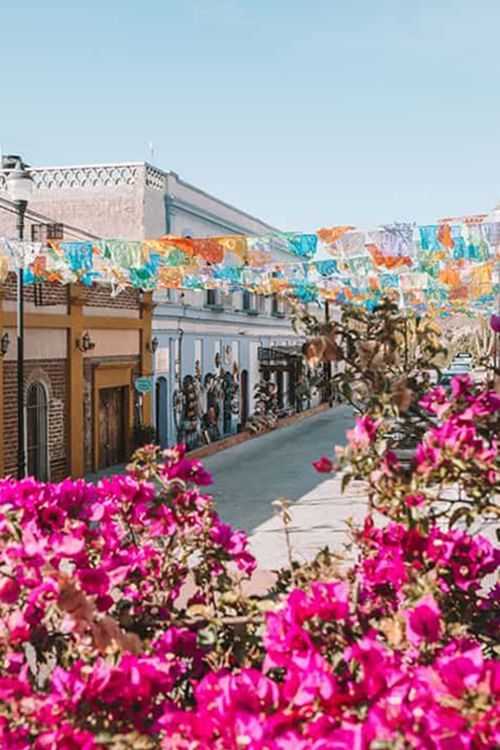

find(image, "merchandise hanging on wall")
[0,215,499,314]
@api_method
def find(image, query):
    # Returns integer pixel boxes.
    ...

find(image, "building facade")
[0,274,153,481]
[0,162,313,469]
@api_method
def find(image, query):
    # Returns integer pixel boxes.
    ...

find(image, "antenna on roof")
[149,141,155,164]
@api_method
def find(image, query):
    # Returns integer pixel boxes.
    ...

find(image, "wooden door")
[98,387,126,469]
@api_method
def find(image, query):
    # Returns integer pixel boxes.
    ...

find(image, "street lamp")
[0,332,10,356]
[4,156,34,479]
[146,336,159,354]
[76,331,95,353]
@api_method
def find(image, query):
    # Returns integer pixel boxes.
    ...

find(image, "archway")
[26,381,49,481]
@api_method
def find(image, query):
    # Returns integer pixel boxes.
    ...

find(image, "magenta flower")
[0,578,20,604]
[404,493,426,508]
[438,643,485,696]
[406,594,442,646]
[164,458,213,486]
[77,568,110,596]
[490,314,500,333]
[450,373,474,399]
[420,385,452,418]
[347,416,382,450]
[313,456,334,473]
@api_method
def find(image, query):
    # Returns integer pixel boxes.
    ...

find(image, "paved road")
[203,406,363,569]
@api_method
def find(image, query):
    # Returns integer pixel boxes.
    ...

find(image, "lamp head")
[4,157,33,203]
[0,332,9,356]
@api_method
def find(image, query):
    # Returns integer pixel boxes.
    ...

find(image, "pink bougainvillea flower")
[450,373,474,399]
[346,416,382,450]
[406,594,442,646]
[490,314,500,333]
[164,458,213,486]
[0,577,20,604]
[313,456,334,473]
[404,493,426,508]
[438,642,485,696]
[77,568,110,596]
[420,385,452,418]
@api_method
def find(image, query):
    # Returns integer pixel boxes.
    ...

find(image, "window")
[26,382,49,481]
[31,223,64,242]
[243,290,259,314]
[243,291,252,311]
[206,289,221,307]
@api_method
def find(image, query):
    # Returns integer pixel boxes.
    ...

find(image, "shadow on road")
[203,406,354,533]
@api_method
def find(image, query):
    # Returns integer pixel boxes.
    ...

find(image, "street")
[204,406,363,569]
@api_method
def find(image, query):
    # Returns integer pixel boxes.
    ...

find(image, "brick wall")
[1,276,141,309]
[2,273,68,305]
[3,359,68,481]
[81,284,141,310]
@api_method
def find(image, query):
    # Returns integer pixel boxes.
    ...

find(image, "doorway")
[276,370,284,410]
[240,369,249,426]
[98,387,126,469]
[155,377,168,448]
[26,382,49,481]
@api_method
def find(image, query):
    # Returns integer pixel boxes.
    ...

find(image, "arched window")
[26,382,49,481]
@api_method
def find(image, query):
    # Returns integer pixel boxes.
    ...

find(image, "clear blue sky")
[1,0,500,231]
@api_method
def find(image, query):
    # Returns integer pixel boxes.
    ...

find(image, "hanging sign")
[135,376,153,393]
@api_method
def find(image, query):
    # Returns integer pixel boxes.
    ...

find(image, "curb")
[187,402,335,460]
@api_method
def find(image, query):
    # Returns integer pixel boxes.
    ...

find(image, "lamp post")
[4,157,34,479]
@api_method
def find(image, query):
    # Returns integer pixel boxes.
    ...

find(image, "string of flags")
[0,219,499,314]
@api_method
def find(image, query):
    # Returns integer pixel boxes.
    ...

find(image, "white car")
[449,362,472,373]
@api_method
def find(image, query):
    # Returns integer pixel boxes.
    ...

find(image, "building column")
[68,285,85,477]
[140,292,154,425]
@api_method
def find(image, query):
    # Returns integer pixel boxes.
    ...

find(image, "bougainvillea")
[0,379,498,748]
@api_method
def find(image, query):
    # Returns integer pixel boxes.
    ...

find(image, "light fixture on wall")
[76,331,95,353]
[0,332,9,356]
[146,336,159,354]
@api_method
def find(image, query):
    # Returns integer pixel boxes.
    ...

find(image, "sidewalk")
[247,473,368,570]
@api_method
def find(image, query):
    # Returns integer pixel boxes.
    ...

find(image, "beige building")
[0,161,310,462]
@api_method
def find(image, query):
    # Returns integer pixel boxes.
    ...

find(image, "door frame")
[93,362,134,472]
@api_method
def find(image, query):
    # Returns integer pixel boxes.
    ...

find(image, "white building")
[0,162,314,449]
